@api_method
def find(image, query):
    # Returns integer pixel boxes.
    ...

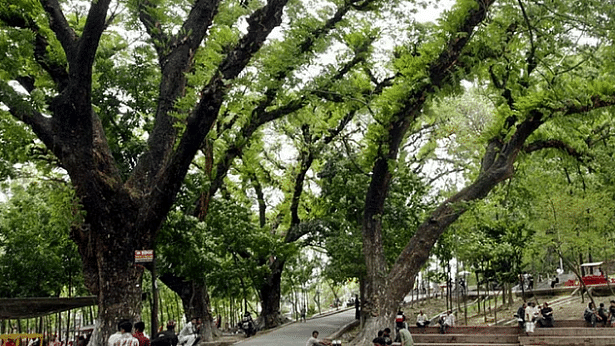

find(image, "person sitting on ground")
[599,303,609,326]
[372,330,386,346]
[306,330,330,346]
[537,302,554,328]
[178,317,200,346]
[438,311,455,334]
[584,302,601,327]
[416,310,430,328]
[444,310,455,331]
[382,328,392,345]
[437,314,446,334]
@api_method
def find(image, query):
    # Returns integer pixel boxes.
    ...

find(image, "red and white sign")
[135,250,154,263]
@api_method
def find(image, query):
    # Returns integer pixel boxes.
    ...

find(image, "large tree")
[0,0,293,342]
[0,0,395,340]
[354,0,615,342]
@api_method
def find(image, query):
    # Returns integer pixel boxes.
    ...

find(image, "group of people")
[373,327,412,346]
[584,300,615,327]
[413,309,455,334]
[516,301,554,333]
[108,318,201,346]
[371,328,392,346]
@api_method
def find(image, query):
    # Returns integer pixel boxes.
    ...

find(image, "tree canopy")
[2,0,615,344]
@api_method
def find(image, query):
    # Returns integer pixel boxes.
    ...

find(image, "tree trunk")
[259,259,284,329]
[84,244,144,346]
[158,273,214,341]
[353,1,497,343]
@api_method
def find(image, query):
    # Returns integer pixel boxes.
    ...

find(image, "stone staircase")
[520,323,615,346]
[403,322,615,346]
[408,326,521,346]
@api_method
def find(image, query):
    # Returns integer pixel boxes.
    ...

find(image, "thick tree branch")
[386,91,615,309]
[137,0,169,55]
[130,0,222,188]
[39,0,78,59]
[134,0,289,236]
[0,10,69,90]
[202,27,373,205]
[0,81,55,150]
[74,0,112,77]
[523,139,584,160]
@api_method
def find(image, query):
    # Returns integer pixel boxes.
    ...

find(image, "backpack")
[395,314,404,323]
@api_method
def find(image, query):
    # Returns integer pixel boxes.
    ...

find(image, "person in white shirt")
[444,311,455,329]
[178,317,200,346]
[306,330,330,346]
[416,311,430,328]
[438,311,455,334]
[525,302,539,333]
[108,320,139,346]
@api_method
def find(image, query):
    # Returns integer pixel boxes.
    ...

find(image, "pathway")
[233,309,356,346]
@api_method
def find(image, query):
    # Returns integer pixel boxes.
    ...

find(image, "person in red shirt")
[132,322,150,346]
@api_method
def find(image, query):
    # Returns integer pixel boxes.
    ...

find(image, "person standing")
[132,322,150,346]
[301,306,307,322]
[108,320,139,346]
[395,310,407,341]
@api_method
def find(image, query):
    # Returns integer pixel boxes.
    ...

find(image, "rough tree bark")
[0,0,289,344]
[158,274,215,340]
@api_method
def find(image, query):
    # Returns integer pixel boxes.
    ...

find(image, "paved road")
[234,309,356,346]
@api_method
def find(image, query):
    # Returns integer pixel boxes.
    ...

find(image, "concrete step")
[414,344,519,346]
[552,319,606,328]
[409,326,522,335]
[519,335,615,346]
[532,327,615,336]
[412,334,518,343]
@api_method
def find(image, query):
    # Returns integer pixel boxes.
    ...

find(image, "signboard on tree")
[135,250,154,263]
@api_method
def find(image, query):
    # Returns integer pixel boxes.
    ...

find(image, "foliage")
[0,178,84,297]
